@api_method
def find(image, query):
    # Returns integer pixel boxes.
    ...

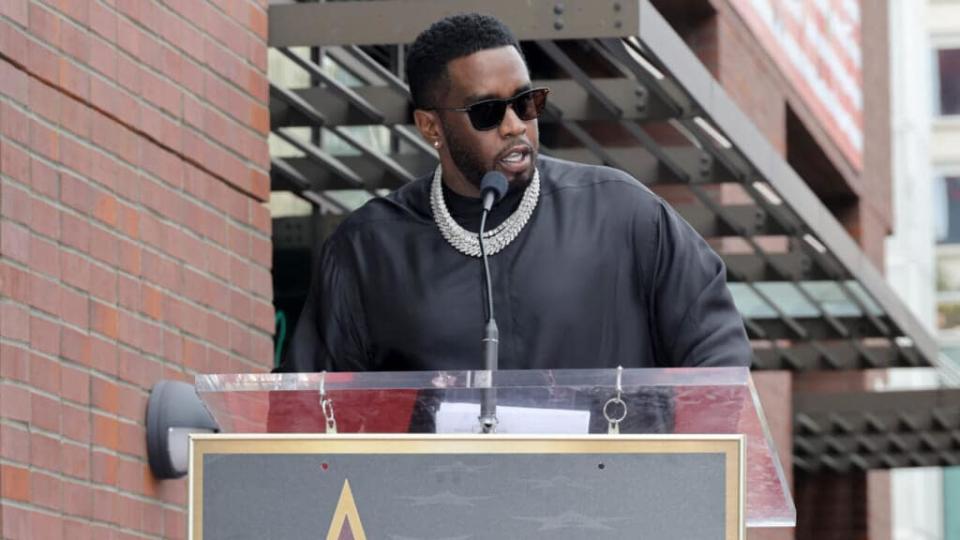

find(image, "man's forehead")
[445,46,530,100]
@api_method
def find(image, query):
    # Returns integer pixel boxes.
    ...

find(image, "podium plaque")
[191,434,744,539]
[192,367,794,537]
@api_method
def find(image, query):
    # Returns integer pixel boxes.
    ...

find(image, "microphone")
[477,171,507,433]
[481,171,508,212]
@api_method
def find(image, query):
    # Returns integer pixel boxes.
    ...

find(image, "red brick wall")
[858,0,893,268]
[0,1,272,538]
[701,0,891,268]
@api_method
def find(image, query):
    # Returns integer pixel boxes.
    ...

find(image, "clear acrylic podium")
[193,367,795,537]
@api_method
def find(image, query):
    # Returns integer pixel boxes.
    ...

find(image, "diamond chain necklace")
[429,165,540,258]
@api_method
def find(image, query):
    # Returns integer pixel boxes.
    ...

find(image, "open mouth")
[497,145,532,174]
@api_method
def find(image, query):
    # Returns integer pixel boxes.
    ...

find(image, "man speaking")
[280,13,751,373]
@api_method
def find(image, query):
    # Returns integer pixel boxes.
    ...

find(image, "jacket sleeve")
[277,234,370,373]
[645,199,752,367]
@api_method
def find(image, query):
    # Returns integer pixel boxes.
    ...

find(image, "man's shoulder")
[330,175,433,239]
[538,155,662,207]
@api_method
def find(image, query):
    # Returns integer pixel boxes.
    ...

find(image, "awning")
[266,0,955,468]
[794,388,960,472]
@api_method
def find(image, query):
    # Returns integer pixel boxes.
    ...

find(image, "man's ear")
[413,109,443,147]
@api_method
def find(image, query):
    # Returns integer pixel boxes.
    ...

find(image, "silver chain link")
[318,371,337,434]
[604,366,627,434]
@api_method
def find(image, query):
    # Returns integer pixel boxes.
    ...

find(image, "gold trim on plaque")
[189,434,744,540]
[326,479,367,540]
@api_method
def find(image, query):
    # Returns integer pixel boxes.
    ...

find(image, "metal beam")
[541,145,729,184]
[793,388,960,471]
[794,450,960,473]
[722,252,831,283]
[752,343,923,371]
[272,130,367,190]
[535,41,624,118]
[268,0,640,47]
[272,146,735,194]
[272,156,417,192]
[329,127,417,184]
[796,389,960,418]
[627,0,938,365]
[270,84,326,127]
[271,159,350,213]
[277,48,386,123]
[271,79,669,129]
[271,157,313,192]
[325,47,404,93]
[795,432,960,458]
[675,205,787,238]
[747,316,895,341]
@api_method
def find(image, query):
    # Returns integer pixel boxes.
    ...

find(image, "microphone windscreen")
[480,171,508,204]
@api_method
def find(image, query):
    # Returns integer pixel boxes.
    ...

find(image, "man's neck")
[440,161,481,199]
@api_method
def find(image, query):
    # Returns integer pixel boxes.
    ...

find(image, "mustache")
[494,140,535,162]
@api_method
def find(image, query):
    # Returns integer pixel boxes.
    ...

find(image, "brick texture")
[0,1,272,538]
[669,0,891,268]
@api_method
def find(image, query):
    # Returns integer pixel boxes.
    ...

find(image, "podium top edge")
[195,366,751,393]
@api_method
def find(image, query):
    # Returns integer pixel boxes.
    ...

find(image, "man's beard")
[443,122,534,193]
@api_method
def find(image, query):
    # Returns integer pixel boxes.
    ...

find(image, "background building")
[933,0,960,534]
[887,1,960,539]
[266,1,958,539]
[1,0,959,538]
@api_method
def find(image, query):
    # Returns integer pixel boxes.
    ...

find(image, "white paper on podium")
[435,402,591,434]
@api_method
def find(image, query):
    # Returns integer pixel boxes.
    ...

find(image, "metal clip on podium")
[186,367,794,539]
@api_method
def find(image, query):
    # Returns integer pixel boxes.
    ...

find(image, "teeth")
[502,151,523,163]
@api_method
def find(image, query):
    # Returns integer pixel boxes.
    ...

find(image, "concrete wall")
[886,0,951,539]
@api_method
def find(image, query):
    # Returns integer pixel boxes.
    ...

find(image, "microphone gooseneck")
[479,209,499,374]
[478,171,507,325]
[478,171,507,434]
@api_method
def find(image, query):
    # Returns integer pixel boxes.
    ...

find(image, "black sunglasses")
[428,87,550,131]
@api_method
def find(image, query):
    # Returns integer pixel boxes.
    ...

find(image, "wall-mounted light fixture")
[145,380,219,479]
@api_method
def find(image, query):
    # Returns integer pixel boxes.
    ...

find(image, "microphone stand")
[478,192,499,434]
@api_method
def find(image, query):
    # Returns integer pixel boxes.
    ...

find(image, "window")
[936,176,960,244]
[935,175,960,331]
[937,48,960,116]
[937,249,960,333]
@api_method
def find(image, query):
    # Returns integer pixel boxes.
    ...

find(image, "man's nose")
[498,104,527,138]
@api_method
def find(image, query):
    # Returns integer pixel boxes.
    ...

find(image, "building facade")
[265,1,958,539]
[0,1,272,538]
[264,1,954,539]
[2,0,958,538]
[917,1,960,538]
[666,1,894,538]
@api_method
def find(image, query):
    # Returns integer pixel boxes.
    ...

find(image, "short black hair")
[405,13,525,110]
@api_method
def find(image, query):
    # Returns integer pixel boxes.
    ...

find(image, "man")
[280,13,751,373]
